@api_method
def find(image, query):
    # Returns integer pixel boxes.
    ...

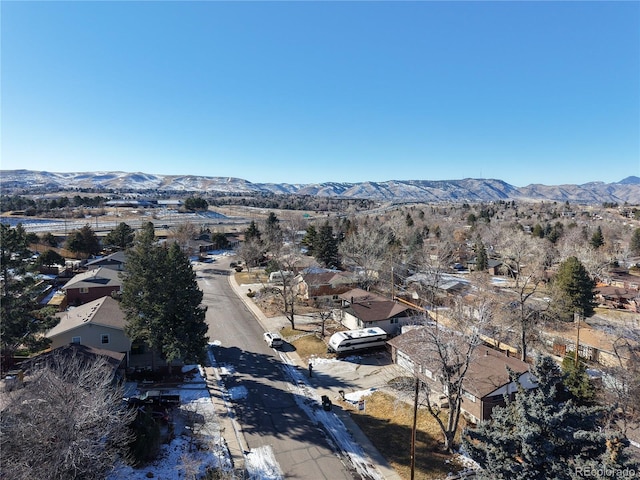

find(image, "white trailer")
[328,327,388,355]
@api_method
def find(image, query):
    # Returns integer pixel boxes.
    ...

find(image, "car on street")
[263,331,284,348]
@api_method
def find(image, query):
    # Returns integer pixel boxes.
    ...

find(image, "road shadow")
[209,344,372,461]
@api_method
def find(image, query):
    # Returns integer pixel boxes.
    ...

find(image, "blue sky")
[2,1,638,187]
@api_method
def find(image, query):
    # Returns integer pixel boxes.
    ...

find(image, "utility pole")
[574,310,582,364]
[391,265,395,299]
[410,376,420,480]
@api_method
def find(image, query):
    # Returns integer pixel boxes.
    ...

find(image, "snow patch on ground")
[308,356,338,366]
[228,385,249,401]
[344,388,377,404]
[245,445,284,480]
[219,363,236,376]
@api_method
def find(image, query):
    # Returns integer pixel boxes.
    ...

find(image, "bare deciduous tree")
[0,350,135,480]
[170,222,200,254]
[339,224,390,290]
[266,243,305,330]
[497,229,548,360]
[237,237,264,271]
[398,292,493,453]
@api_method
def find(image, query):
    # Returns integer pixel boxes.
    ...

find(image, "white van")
[268,271,294,285]
[328,327,387,355]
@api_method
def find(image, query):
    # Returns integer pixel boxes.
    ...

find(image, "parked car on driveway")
[263,331,283,348]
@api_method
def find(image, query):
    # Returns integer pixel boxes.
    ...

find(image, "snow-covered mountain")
[1,170,639,204]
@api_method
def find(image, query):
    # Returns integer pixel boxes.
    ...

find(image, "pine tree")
[561,355,595,406]
[463,356,634,480]
[245,220,262,243]
[65,224,101,257]
[121,226,208,370]
[590,226,604,249]
[120,223,166,370]
[264,212,283,251]
[552,256,596,321]
[314,222,340,268]
[474,237,488,271]
[161,243,208,367]
[630,227,640,256]
[37,249,65,267]
[1,224,59,360]
[104,222,135,250]
[301,225,317,255]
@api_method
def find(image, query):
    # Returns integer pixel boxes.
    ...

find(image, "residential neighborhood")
[2,191,640,479]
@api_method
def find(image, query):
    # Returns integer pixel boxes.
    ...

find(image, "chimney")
[505,349,509,357]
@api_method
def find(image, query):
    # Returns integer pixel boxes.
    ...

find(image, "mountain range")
[1,170,639,204]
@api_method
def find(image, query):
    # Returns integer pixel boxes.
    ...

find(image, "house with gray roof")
[85,251,127,271]
[62,266,123,305]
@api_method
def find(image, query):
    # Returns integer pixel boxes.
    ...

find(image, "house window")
[71,336,81,344]
[101,334,110,345]
[390,318,398,324]
[462,389,476,402]
[79,287,89,294]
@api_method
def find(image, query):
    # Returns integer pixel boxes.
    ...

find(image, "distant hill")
[1,170,639,204]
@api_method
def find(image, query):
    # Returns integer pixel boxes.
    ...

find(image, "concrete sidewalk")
[227,274,402,480]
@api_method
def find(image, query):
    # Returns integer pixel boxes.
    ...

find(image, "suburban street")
[194,256,357,479]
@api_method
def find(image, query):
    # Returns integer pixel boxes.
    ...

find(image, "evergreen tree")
[40,232,58,247]
[552,256,597,321]
[264,212,283,250]
[184,196,208,211]
[37,249,65,267]
[104,222,135,250]
[590,226,604,249]
[1,224,59,360]
[245,220,262,243]
[121,224,208,370]
[630,227,640,256]
[561,355,596,406]
[314,222,340,268]
[405,212,414,227]
[532,223,544,238]
[463,356,633,480]
[120,223,165,369]
[65,224,101,257]
[474,237,488,271]
[301,225,317,255]
[161,243,208,366]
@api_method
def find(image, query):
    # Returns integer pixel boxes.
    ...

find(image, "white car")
[263,332,283,348]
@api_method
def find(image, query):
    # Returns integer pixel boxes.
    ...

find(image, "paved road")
[195,257,356,479]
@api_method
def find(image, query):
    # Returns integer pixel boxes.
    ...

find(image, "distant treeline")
[0,192,377,216]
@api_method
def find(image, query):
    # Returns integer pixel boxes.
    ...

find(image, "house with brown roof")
[46,296,131,359]
[337,288,414,335]
[294,270,359,304]
[388,326,536,424]
[61,266,123,306]
[542,323,638,368]
[596,285,640,312]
